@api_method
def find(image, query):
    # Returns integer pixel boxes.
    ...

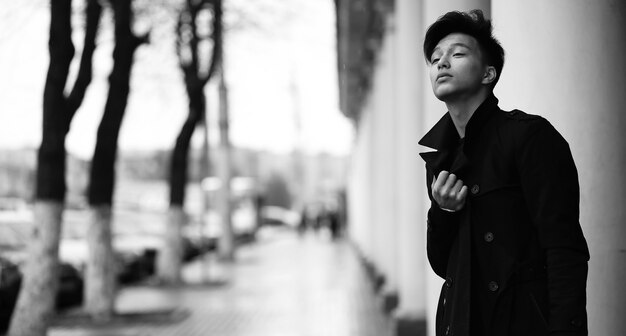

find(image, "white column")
[348,106,374,260]
[393,0,428,332]
[362,106,375,261]
[493,2,626,334]
[420,2,490,336]
[369,48,393,288]
[375,19,400,306]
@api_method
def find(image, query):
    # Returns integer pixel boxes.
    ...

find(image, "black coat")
[419,94,589,336]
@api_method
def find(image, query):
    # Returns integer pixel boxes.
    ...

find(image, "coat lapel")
[418,94,500,178]
[419,112,460,176]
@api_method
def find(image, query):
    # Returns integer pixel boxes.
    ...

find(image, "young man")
[418,10,589,336]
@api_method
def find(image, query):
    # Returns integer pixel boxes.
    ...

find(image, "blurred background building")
[336,0,626,335]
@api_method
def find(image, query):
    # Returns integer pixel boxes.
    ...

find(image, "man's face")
[428,33,489,102]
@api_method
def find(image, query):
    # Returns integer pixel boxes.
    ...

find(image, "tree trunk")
[162,91,204,283]
[8,0,101,334]
[163,0,222,282]
[157,206,186,284]
[169,90,205,206]
[85,0,146,319]
[84,205,116,321]
[7,202,62,336]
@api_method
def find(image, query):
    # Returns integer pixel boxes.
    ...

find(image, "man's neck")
[444,89,490,138]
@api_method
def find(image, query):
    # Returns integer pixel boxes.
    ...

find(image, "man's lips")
[436,73,452,81]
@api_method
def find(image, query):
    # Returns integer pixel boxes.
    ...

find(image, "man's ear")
[482,66,497,85]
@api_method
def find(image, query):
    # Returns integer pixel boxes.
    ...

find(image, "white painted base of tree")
[156,206,185,284]
[7,201,63,336]
[84,205,116,322]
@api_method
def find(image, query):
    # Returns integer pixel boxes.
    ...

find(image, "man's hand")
[431,170,468,212]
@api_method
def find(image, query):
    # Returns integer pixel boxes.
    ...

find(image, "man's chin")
[433,90,456,102]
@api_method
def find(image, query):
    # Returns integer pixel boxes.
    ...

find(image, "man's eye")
[453,53,465,57]
[431,58,440,63]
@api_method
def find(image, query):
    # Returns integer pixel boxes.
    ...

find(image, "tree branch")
[65,0,102,131]
[200,0,221,86]
[188,0,200,78]
[133,30,151,47]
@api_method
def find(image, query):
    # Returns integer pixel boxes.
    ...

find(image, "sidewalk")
[50,227,394,336]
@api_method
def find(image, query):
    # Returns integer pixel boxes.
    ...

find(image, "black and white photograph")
[0,1,624,335]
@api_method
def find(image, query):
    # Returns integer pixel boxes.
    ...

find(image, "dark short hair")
[423,9,505,88]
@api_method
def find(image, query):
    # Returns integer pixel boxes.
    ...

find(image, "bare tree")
[156,0,222,284]
[84,0,149,321]
[7,0,102,335]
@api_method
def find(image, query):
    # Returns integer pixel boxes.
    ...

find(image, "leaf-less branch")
[200,0,221,86]
[65,0,102,128]
[175,0,221,86]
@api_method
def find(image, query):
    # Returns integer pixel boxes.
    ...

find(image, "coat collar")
[419,94,499,151]
[418,94,500,176]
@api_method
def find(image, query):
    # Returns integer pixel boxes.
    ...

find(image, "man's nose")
[437,56,450,69]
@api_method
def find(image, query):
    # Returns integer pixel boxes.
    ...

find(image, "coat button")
[445,277,453,288]
[470,184,480,195]
[445,325,450,335]
[484,232,494,242]
[488,281,499,292]
[570,318,583,328]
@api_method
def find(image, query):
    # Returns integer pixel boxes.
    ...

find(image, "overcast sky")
[0,0,354,159]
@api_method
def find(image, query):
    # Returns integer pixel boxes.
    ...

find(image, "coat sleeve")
[515,117,589,335]
[425,168,461,279]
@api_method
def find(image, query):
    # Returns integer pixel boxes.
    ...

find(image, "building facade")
[336,1,626,335]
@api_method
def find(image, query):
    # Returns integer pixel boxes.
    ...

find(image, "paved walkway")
[50,227,394,336]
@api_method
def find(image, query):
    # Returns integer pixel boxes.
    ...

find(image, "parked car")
[62,208,199,283]
[183,177,261,251]
[260,205,300,228]
[0,256,84,333]
[61,209,160,284]
[0,256,21,333]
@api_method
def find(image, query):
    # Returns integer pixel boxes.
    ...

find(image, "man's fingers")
[441,173,457,195]
[456,185,468,202]
[452,179,464,194]
[432,171,468,211]
[432,171,449,197]
[434,171,449,189]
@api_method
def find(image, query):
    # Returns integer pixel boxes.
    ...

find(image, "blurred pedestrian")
[327,206,341,240]
[419,9,589,336]
[298,205,309,236]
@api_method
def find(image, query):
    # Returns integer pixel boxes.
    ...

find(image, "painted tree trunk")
[157,206,186,284]
[165,91,204,282]
[164,0,223,282]
[8,0,101,334]
[84,0,146,319]
[84,205,116,321]
[7,202,62,336]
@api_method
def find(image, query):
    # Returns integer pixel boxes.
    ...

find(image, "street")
[50,227,394,336]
